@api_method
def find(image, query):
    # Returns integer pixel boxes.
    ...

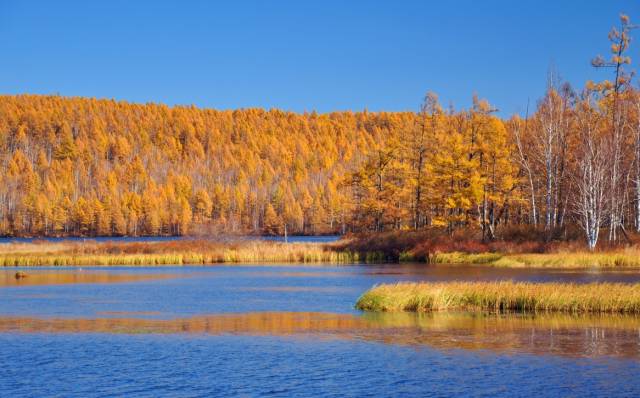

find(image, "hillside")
[2,86,640,249]
[0,95,415,236]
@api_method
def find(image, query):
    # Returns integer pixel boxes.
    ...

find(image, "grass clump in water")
[356,281,640,314]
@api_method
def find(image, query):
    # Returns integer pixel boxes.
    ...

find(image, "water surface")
[0,235,340,245]
[1,264,639,397]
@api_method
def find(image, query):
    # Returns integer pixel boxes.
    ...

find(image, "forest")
[0,15,638,250]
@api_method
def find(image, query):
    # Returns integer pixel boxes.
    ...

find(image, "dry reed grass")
[4,235,640,268]
[0,239,359,266]
[430,248,640,268]
[356,281,640,313]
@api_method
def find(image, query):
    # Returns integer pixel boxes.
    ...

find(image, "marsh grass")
[4,236,640,268]
[338,230,640,268]
[0,240,363,266]
[493,250,640,268]
[356,281,640,314]
[427,249,640,268]
[429,252,504,264]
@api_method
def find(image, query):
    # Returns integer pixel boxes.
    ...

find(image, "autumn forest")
[1,15,638,250]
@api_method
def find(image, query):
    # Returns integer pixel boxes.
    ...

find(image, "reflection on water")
[2,311,639,359]
[0,312,366,334]
[359,312,640,359]
[0,270,173,287]
[3,265,640,361]
[238,286,355,293]
[2,265,640,396]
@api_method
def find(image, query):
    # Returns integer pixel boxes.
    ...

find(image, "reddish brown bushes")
[336,226,638,262]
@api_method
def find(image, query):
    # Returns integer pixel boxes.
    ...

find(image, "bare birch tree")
[533,75,573,233]
[634,94,640,231]
[511,112,538,226]
[574,97,608,250]
[591,13,637,242]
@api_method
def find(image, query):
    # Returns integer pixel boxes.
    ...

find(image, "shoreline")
[2,238,640,268]
[426,251,640,268]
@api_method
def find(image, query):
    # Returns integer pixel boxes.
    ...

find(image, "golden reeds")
[0,240,361,266]
[356,281,640,314]
[429,249,640,268]
[4,238,640,268]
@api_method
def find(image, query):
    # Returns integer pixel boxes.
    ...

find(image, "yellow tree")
[177,197,192,235]
[431,114,483,233]
[408,92,441,228]
[467,96,519,239]
[194,189,213,223]
[263,203,282,235]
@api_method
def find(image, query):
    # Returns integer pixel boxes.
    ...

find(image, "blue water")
[1,334,637,397]
[0,235,341,244]
[1,264,639,397]
[261,235,341,243]
[3,265,640,318]
[0,236,186,244]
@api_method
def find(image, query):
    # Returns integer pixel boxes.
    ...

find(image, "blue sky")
[1,0,639,116]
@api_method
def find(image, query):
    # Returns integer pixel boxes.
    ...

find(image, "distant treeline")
[0,94,409,237]
[0,15,637,249]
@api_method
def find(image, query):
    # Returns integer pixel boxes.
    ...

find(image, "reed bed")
[429,252,504,264]
[355,281,640,314]
[493,250,640,268]
[0,239,362,266]
[429,249,640,268]
[4,237,640,268]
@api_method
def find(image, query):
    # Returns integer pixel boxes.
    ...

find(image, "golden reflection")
[0,312,369,335]
[0,271,174,287]
[0,311,639,358]
[356,312,640,358]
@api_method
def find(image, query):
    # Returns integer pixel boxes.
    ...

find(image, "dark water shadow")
[363,263,640,284]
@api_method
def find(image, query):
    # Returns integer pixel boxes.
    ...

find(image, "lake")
[0,235,341,245]
[1,264,639,397]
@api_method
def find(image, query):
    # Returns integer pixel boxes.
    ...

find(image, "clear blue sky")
[1,0,639,116]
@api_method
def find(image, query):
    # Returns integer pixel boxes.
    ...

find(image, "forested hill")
[3,84,640,247]
[0,94,418,236]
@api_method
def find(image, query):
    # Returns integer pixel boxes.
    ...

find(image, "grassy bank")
[4,234,640,268]
[356,281,640,314]
[0,240,360,266]
[340,229,640,268]
[336,229,640,268]
[7,247,640,268]
[428,250,640,268]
